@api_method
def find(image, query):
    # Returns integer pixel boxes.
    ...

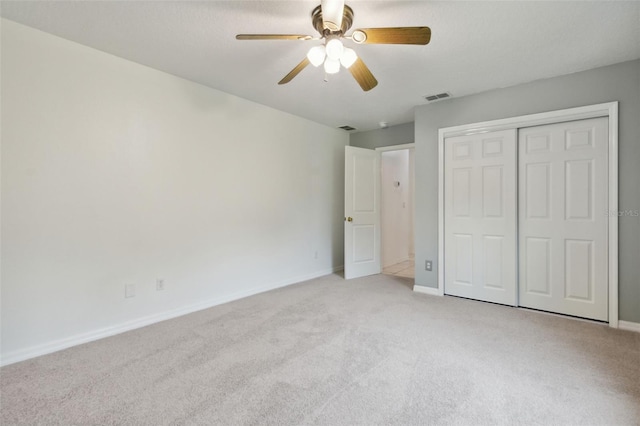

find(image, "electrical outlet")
[425,260,433,271]
[156,279,165,291]
[125,283,136,298]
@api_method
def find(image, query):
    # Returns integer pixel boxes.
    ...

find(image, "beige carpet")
[1,273,639,425]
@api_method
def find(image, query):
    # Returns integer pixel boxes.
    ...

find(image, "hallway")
[382,257,415,279]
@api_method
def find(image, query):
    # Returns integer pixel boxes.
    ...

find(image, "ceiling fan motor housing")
[312,4,354,36]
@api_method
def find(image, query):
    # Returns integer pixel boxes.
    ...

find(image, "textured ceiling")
[2,1,639,132]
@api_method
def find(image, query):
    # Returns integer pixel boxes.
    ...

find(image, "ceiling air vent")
[424,92,452,102]
[339,125,357,131]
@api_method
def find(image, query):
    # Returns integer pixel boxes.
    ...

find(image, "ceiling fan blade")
[236,34,314,41]
[351,27,431,45]
[278,57,311,85]
[348,57,378,92]
[321,0,345,31]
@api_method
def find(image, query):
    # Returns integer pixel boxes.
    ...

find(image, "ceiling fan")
[236,0,431,91]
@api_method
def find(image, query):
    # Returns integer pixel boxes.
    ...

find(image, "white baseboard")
[618,320,640,333]
[0,266,343,367]
[413,285,441,296]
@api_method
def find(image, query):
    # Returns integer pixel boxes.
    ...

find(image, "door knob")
[346,217,353,222]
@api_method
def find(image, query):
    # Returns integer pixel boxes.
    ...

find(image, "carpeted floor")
[1,273,639,425]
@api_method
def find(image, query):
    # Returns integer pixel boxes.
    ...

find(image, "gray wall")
[350,122,414,149]
[356,59,640,323]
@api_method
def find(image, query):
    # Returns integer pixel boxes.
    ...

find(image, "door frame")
[437,102,619,327]
[376,143,416,271]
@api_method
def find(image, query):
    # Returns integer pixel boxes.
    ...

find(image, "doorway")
[379,145,415,279]
[343,143,415,281]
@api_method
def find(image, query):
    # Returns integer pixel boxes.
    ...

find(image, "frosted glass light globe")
[340,48,357,69]
[325,38,344,61]
[324,58,341,74]
[307,45,326,67]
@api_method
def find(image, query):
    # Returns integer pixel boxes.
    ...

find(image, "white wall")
[0,19,348,365]
[381,150,411,267]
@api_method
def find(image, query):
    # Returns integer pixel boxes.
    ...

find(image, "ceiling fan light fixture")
[325,38,344,61]
[324,58,341,74]
[307,45,326,67]
[236,2,431,91]
[340,47,357,68]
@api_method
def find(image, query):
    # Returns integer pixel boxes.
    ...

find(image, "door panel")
[565,160,593,220]
[483,236,504,289]
[518,117,608,321]
[482,166,504,217]
[353,225,375,262]
[523,237,551,295]
[565,239,593,301]
[452,168,472,217]
[344,146,381,279]
[524,163,551,219]
[353,156,376,212]
[453,233,473,285]
[444,129,517,305]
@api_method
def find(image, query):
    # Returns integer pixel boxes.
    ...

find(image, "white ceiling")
[2,1,639,132]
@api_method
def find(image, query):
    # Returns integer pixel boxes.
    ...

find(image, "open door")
[344,146,381,279]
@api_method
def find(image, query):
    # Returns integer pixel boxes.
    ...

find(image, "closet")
[443,114,610,321]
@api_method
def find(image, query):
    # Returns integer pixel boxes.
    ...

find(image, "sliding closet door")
[444,130,517,305]
[518,117,608,321]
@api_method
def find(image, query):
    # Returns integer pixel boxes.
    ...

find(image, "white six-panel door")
[444,130,517,305]
[518,117,608,321]
[344,146,381,279]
